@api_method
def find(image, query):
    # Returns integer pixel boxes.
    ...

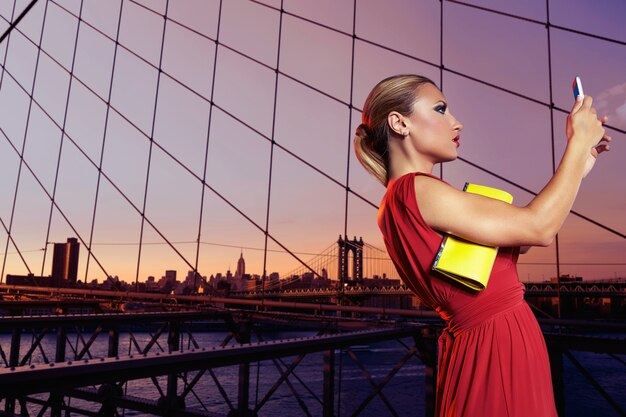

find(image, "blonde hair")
[354,74,436,186]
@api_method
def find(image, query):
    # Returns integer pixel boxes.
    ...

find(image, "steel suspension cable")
[545,0,564,319]
[40,0,85,279]
[261,0,286,299]
[193,0,224,293]
[0,3,328,281]
[83,0,123,283]
[0,0,40,45]
[0,0,33,279]
[15,1,626,246]
[135,0,171,285]
[1,0,51,279]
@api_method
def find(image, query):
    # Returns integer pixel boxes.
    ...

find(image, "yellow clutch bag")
[431,183,513,291]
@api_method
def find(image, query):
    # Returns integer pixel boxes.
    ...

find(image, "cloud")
[596,82,626,126]
[615,99,626,121]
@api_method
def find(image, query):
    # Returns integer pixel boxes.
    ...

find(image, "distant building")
[211,273,224,287]
[183,270,205,292]
[235,252,245,279]
[6,273,54,287]
[51,238,80,285]
[164,270,177,281]
[269,272,280,290]
[551,274,583,283]
[226,269,233,284]
[158,270,177,293]
[145,276,159,291]
[101,275,121,290]
[243,275,257,291]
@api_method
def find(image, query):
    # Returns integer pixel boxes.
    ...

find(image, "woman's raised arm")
[415,95,611,248]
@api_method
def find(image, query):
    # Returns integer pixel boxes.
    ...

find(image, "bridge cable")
[0,0,40,45]
[39,0,85,278]
[83,0,121,284]
[192,0,224,293]
[545,0,562,318]
[0,0,52,280]
[135,0,171,286]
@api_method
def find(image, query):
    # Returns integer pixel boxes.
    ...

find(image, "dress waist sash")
[433,284,526,414]
[435,283,525,336]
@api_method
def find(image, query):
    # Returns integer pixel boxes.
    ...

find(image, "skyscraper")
[235,251,245,279]
[51,238,80,285]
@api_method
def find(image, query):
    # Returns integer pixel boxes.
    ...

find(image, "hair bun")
[356,123,371,140]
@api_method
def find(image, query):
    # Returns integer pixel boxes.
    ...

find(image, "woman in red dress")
[354,75,610,417]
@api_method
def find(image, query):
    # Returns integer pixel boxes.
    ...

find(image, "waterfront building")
[51,238,80,285]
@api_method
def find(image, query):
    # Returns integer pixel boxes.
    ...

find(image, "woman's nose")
[452,116,463,132]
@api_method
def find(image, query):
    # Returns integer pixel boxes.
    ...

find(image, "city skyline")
[4,233,624,286]
[3,234,396,284]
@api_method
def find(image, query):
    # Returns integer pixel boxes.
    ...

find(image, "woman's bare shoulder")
[412,174,460,202]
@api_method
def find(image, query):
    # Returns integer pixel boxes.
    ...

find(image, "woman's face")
[404,83,463,164]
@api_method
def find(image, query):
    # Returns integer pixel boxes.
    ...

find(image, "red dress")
[378,172,558,417]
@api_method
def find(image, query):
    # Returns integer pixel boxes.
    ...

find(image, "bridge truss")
[0,285,623,417]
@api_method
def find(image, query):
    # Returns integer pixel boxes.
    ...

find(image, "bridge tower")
[337,235,364,285]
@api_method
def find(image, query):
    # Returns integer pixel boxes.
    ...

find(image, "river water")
[1,330,624,416]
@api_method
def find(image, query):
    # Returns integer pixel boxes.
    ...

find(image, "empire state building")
[235,251,245,279]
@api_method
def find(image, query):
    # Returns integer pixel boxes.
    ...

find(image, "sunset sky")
[0,0,624,284]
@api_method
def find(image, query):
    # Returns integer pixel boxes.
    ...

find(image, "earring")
[402,131,409,137]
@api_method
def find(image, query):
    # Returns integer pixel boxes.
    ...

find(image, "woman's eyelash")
[436,104,447,113]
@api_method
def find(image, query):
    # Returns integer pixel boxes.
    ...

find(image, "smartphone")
[573,76,584,99]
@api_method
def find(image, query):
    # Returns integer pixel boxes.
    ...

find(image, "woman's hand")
[566,95,611,177]
[582,115,611,178]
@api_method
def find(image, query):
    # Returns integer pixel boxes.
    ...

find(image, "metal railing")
[0,310,435,417]
[0,286,624,416]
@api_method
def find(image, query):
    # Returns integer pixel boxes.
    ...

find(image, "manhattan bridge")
[0,1,624,417]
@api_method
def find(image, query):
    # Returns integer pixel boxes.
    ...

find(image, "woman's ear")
[388,111,408,137]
